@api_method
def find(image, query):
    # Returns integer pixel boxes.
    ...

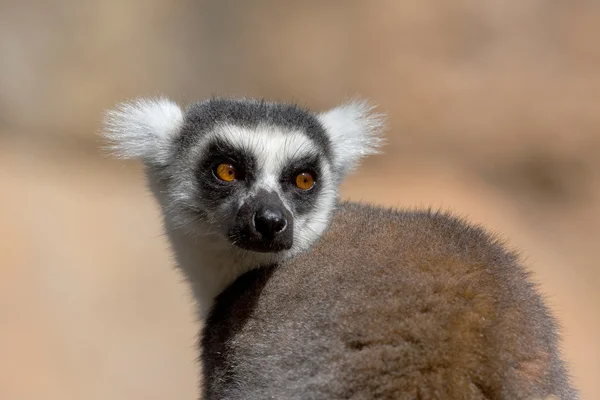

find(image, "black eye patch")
[280,155,323,215]
[195,140,257,206]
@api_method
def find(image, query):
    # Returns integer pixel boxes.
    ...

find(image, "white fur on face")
[188,123,338,256]
[103,97,386,258]
[205,124,318,196]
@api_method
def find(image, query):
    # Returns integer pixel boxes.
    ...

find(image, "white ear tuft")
[103,97,183,166]
[318,99,386,177]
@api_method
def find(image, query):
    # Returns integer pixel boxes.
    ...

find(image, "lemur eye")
[295,172,315,190]
[215,163,237,182]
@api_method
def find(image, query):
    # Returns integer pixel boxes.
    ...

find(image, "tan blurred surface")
[1,1,598,399]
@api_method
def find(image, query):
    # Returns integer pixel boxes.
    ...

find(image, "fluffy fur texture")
[104,98,184,165]
[103,96,576,399]
[103,96,383,316]
[203,203,578,399]
[317,99,386,179]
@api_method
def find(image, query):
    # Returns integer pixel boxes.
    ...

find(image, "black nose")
[254,206,287,238]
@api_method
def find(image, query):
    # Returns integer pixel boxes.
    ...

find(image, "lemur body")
[104,97,577,399]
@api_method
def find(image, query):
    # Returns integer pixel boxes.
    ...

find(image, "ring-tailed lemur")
[104,97,577,400]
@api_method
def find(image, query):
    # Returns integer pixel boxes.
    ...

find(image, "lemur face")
[104,97,384,256]
[171,100,337,253]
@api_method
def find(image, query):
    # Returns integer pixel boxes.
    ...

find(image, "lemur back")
[103,96,577,399]
[203,203,575,399]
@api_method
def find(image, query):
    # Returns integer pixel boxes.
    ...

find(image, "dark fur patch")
[228,189,293,252]
[195,139,257,206]
[176,97,332,160]
[279,154,323,216]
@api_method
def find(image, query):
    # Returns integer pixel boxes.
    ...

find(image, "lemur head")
[104,97,384,259]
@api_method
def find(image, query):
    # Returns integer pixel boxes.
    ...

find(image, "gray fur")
[203,203,578,399]
[103,96,577,400]
[178,97,333,161]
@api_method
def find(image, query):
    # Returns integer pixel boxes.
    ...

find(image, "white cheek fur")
[176,123,338,257]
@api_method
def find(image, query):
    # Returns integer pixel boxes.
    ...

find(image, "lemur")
[104,97,577,399]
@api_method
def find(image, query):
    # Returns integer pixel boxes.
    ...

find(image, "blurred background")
[0,1,598,399]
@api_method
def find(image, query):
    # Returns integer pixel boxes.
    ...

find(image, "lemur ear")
[317,99,386,178]
[103,97,183,166]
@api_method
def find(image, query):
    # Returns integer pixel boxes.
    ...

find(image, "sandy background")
[0,1,598,399]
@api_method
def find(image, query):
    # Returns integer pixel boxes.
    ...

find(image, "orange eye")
[215,163,237,182]
[295,172,315,190]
